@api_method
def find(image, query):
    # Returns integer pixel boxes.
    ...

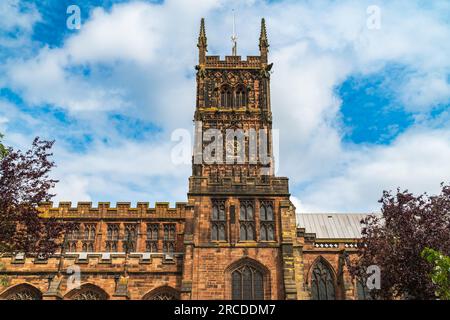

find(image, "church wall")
[190,247,284,300]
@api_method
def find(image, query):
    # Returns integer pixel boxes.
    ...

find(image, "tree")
[421,248,450,300]
[0,133,7,159]
[0,136,68,258]
[349,185,450,300]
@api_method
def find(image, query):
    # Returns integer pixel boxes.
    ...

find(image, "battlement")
[188,175,290,196]
[205,55,262,69]
[38,201,193,219]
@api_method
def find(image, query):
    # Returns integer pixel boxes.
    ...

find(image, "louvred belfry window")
[310,260,336,300]
[235,85,247,108]
[259,201,275,241]
[239,200,255,241]
[231,265,264,300]
[211,199,227,241]
[220,85,232,108]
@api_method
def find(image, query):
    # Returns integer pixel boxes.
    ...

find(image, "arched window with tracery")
[310,259,336,300]
[260,201,275,241]
[66,284,108,300]
[231,265,264,300]
[220,85,232,108]
[356,278,372,300]
[143,286,179,300]
[211,199,226,241]
[82,223,96,252]
[235,85,247,108]
[146,223,159,252]
[163,224,176,254]
[106,224,119,252]
[239,200,255,241]
[73,290,104,300]
[0,284,42,300]
[65,224,79,252]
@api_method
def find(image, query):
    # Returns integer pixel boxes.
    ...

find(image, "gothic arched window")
[66,224,79,252]
[211,199,227,241]
[356,278,372,300]
[260,224,274,241]
[66,285,108,300]
[1,284,42,300]
[67,224,80,241]
[82,242,94,252]
[106,224,119,252]
[220,85,232,108]
[260,201,275,241]
[73,290,104,300]
[83,224,96,240]
[146,223,159,252]
[82,223,96,252]
[239,200,255,241]
[143,287,179,300]
[235,85,247,108]
[231,265,264,300]
[163,224,176,254]
[310,259,336,300]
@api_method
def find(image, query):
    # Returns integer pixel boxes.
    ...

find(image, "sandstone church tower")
[0,18,363,302]
[181,18,299,300]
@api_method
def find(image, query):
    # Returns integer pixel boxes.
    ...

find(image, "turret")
[259,18,269,64]
[197,18,207,65]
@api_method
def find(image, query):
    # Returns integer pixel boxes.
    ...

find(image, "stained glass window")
[311,260,336,300]
[211,199,227,241]
[231,265,264,300]
[4,287,42,300]
[124,224,138,253]
[239,200,255,241]
[260,201,275,241]
[356,279,372,300]
[71,289,106,300]
[106,224,119,252]
[144,287,179,300]
[146,224,159,252]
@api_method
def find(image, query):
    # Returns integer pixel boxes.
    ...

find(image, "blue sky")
[1,0,450,212]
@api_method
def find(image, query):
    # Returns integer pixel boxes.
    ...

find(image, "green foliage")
[0,263,8,287]
[421,248,450,300]
[0,133,7,159]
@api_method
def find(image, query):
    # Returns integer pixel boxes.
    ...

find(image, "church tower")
[181,18,299,300]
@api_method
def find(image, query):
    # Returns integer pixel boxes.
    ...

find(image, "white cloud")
[298,128,450,213]
[53,174,92,203]
[7,47,129,112]
[1,0,450,213]
[0,0,40,49]
[399,73,450,111]
[51,139,191,205]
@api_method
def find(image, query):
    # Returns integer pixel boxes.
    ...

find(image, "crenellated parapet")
[205,56,262,69]
[38,201,193,219]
